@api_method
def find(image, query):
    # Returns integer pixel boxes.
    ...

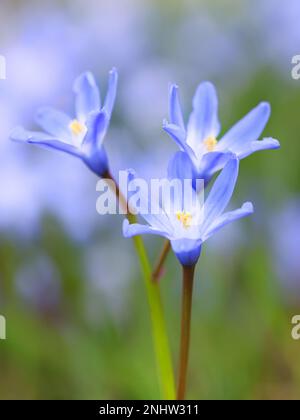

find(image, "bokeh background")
[0,0,299,400]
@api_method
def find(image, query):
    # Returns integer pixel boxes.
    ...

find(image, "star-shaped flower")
[164,82,280,184]
[11,68,118,176]
[123,153,253,266]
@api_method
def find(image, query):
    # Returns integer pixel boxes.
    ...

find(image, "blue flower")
[123,154,253,266]
[11,68,118,176]
[164,82,280,184]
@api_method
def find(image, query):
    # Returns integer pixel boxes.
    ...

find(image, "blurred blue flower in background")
[84,0,148,72]
[84,241,135,326]
[271,199,300,304]
[164,82,280,185]
[255,0,300,77]
[15,254,61,317]
[174,8,249,85]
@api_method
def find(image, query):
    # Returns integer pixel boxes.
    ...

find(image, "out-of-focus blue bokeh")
[0,0,300,399]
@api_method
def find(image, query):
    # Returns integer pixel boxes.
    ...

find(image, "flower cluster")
[10,68,280,400]
[11,69,280,267]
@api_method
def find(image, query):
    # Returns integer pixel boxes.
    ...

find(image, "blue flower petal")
[103,67,118,120]
[163,121,196,160]
[35,107,72,141]
[197,151,235,186]
[166,151,198,212]
[167,151,194,181]
[82,146,109,177]
[126,171,173,234]
[202,158,239,233]
[236,137,280,159]
[163,121,186,147]
[10,126,81,158]
[77,110,111,176]
[73,72,100,122]
[122,219,169,239]
[83,111,108,149]
[202,202,254,242]
[169,84,185,131]
[187,81,220,147]
[171,238,202,266]
[218,102,270,151]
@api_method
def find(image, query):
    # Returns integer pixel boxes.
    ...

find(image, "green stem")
[177,264,195,400]
[132,235,176,399]
[105,171,176,399]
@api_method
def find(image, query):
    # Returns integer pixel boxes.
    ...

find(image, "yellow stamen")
[69,119,86,136]
[176,211,192,229]
[204,135,217,152]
